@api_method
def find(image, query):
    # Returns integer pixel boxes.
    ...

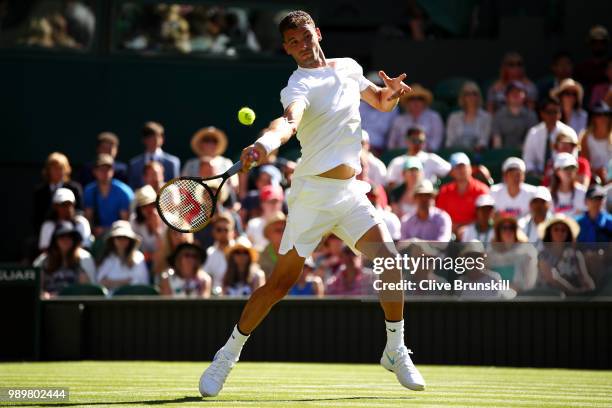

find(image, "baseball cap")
[555,130,578,145]
[260,185,284,202]
[449,152,471,167]
[586,185,607,200]
[403,156,423,171]
[475,194,495,208]
[52,187,76,204]
[95,153,114,167]
[505,80,527,95]
[531,186,552,202]
[259,164,282,186]
[502,157,526,172]
[414,179,436,195]
[553,152,578,169]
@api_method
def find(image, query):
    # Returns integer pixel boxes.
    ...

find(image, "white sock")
[222,325,249,359]
[385,320,404,351]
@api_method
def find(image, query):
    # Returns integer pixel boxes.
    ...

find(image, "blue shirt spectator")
[576,186,612,242]
[84,154,134,232]
[128,121,180,189]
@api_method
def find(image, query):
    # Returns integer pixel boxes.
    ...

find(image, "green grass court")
[1,361,611,407]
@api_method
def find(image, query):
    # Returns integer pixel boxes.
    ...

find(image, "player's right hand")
[240,144,265,172]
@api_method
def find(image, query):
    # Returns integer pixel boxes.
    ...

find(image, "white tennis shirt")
[280,58,371,179]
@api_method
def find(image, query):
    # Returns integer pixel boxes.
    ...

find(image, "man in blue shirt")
[84,154,134,237]
[577,185,612,242]
[128,121,180,189]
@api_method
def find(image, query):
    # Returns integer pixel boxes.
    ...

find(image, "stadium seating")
[58,284,108,297]
[434,77,473,106]
[113,284,160,296]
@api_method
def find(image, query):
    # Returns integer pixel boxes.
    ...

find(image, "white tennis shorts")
[279,175,383,257]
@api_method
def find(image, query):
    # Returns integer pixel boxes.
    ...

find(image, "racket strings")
[157,179,215,232]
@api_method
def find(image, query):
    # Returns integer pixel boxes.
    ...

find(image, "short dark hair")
[278,10,315,37]
[538,97,560,112]
[552,51,572,64]
[142,121,164,138]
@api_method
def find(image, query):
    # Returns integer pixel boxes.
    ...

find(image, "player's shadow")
[12,395,415,406]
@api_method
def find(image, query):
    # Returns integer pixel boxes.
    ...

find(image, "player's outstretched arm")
[240,100,306,170]
[361,71,412,112]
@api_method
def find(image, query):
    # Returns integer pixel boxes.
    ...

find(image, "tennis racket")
[156,155,256,233]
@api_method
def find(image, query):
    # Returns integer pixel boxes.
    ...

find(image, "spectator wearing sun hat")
[538,214,595,295]
[258,211,286,278]
[38,187,91,251]
[491,81,538,148]
[550,78,588,135]
[130,185,165,267]
[490,157,537,218]
[159,243,211,298]
[461,194,496,245]
[181,126,233,177]
[386,126,451,188]
[222,237,265,296]
[400,180,452,241]
[436,152,489,234]
[96,220,148,294]
[387,84,444,151]
[576,185,612,242]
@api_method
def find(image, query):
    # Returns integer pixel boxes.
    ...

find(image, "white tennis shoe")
[199,348,236,397]
[380,346,426,391]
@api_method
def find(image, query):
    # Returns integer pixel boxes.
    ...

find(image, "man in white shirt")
[203,212,236,293]
[522,98,577,175]
[518,186,554,245]
[386,126,451,187]
[200,10,425,398]
[490,157,537,218]
[361,130,387,186]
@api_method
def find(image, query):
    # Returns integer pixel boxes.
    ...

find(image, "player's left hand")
[378,71,412,101]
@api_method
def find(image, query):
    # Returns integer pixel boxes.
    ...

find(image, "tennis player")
[200,10,425,396]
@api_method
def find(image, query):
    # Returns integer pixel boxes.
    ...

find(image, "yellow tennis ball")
[238,107,256,125]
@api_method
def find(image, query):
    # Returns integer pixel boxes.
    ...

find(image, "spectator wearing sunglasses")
[445,81,492,150]
[222,237,265,296]
[203,212,237,293]
[258,212,286,278]
[576,185,612,242]
[487,52,538,113]
[386,126,450,188]
[182,126,233,178]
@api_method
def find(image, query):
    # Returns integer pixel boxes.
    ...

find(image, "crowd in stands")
[30,24,612,299]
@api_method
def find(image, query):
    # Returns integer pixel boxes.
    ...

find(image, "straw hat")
[263,211,287,240]
[538,214,580,241]
[191,126,228,157]
[550,79,584,105]
[106,220,141,245]
[225,236,259,263]
[134,185,157,207]
[401,83,433,105]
